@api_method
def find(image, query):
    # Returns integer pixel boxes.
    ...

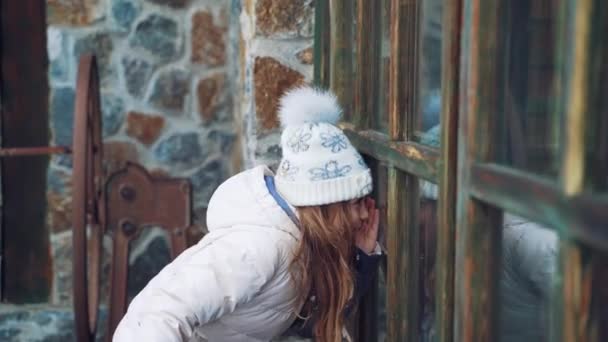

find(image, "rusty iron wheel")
[72,54,104,342]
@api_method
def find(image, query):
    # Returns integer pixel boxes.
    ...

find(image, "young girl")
[113,87,381,342]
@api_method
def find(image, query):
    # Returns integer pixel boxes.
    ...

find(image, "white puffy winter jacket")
[113,166,303,342]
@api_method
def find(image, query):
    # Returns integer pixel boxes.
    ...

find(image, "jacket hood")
[206,165,301,241]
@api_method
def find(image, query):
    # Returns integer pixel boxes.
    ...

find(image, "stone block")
[255,0,314,37]
[101,93,125,137]
[127,230,171,301]
[104,140,140,175]
[46,167,73,234]
[207,128,235,154]
[74,32,114,76]
[125,111,165,146]
[111,0,141,31]
[296,46,314,65]
[47,28,70,83]
[254,57,305,130]
[188,157,225,205]
[48,0,105,26]
[130,14,179,63]
[50,87,75,146]
[122,56,155,99]
[197,74,226,123]
[191,10,227,67]
[149,69,190,112]
[153,132,206,170]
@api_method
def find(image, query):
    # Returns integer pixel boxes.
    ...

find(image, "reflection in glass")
[374,0,391,133]
[378,264,388,341]
[417,0,443,141]
[419,180,438,341]
[496,0,561,177]
[500,214,558,342]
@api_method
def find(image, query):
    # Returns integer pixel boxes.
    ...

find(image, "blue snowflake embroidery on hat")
[287,128,312,153]
[278,160,299,181]
[321,132,349,153]
[309,161,353,181]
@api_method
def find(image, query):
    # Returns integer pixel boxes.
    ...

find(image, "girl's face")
[346,196,370,230]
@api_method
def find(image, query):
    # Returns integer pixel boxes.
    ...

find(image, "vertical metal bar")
[329,0,354,119]
[454,0,502,340]
[314,0,330,88]
[436,0,462,341]
[386,167,419,341]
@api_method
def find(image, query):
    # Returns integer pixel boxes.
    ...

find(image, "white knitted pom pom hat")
[274,86,373,206]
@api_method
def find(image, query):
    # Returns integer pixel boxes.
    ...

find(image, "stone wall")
[234,0,314,170]
[1,0,315,340]
[46,0,236,305]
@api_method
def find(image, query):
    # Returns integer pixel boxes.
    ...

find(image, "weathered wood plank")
[329,0,354,119]
[354,0,379,129]
[341,124,439,182]
[386,168,419,341]
[454,0,503,339]
[1,0,52,302]
[469,163,608,250]
[389,0,421,141]
[314,0,331,88]
[558,1,605,342]
[435,0,462,341]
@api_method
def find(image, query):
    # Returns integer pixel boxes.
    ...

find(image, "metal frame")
[316,0,608,341]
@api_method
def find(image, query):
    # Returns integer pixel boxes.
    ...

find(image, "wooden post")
[454,0,503,340]
[1,0,52,302]
[558,1,599,341]
[435,0,462,341]
[354,0,380,130]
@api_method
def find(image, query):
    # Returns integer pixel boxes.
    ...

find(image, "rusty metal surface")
[105,162,192,340]
[0,146,71,156]
[71,54,104,342]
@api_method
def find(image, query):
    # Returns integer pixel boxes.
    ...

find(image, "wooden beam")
[1,0,52,302]
[435,0,462,341]
[469,163,608,250]
[341,125,439,182]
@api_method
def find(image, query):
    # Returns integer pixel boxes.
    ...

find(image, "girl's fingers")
[373,209,380,231]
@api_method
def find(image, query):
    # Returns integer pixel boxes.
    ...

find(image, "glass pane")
[587,16,608,192]
[378,262,388,341]
[419,180,438,341]
[495,0,561,177]
[499,213,558,342]
[416,0,443,146]
[374,0,391,133]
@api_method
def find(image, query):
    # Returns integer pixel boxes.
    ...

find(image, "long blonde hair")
[290,201,357,342]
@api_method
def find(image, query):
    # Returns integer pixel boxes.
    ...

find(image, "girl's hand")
[355,197,380,255]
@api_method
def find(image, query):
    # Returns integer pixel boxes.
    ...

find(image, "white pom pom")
[278,86,342,127]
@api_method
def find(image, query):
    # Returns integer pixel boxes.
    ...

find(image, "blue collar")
[264,175,300,227]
